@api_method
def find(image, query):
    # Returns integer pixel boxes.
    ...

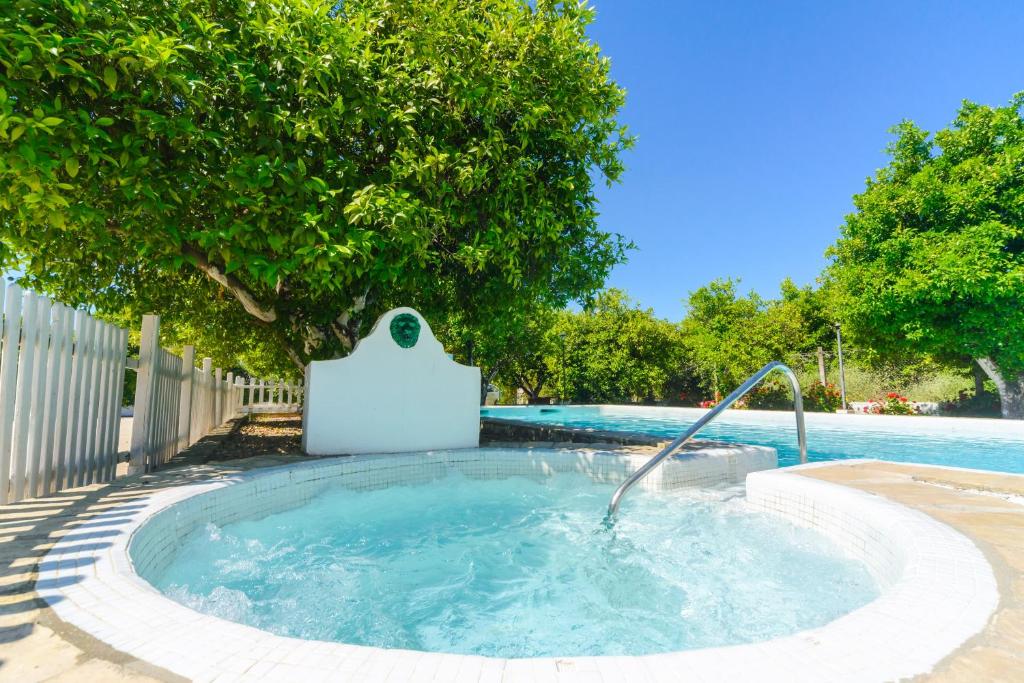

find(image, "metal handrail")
[606,361,807,519]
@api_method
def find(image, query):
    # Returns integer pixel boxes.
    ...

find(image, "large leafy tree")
[545,290,688,404]
[0,0,631,369]
[487,305,559,402]
[680,278,822,396]
[434,299,558,405]
[827,95,1024,418]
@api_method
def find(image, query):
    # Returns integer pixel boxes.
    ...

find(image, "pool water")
[483,406,1024,472]
[149,470,878,657]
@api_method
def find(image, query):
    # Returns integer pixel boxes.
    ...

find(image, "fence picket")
[129,315,159,474]
[37,303,66,496]
[72,314,97,487]
[65,312,84,489]
[0,283,22,504]
[26,296,53,498]
[10,291,44,502]
[90,322,114,485]
[104,327,127,482]
[53,305,75,492]
[214,367,223,426]
[177,346,195,453]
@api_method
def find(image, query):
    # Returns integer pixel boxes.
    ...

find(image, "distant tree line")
[439,282,986,415]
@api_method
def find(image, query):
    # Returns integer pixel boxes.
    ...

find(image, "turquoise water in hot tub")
[148,468,877,657]
[483,406,1024,472]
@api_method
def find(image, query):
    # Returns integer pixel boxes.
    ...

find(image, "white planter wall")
[302,308,480,455]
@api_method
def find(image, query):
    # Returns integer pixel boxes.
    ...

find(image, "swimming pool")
[482,405,1024,472]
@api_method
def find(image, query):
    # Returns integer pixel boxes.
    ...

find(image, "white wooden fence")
[241,376,304,413]
[0,290,304,500]
[0,283,128,504]
[129,314,302,474]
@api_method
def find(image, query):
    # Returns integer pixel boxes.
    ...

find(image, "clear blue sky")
[587,0,1024,319]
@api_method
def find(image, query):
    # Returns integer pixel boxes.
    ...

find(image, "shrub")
[939,390,1001,417]
[803,381,843,412]
[744,381,792,410]
[860,392,917,415]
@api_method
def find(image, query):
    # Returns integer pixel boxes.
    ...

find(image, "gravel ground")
[115,414,302,471]
[213,413,303,461]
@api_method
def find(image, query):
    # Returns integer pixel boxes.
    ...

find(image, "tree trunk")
[972,361,987,396]
[976,358,1024,419]
[518,375,541,401]
[480,364,501,406]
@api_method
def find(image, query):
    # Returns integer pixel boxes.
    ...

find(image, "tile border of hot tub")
[35,450,999,683]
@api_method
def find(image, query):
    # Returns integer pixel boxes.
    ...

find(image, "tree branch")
[330,322,355,351]
[283,345,305,371]
[977,357,1005,391]
[335,290,369,329]
[183,245,278,323]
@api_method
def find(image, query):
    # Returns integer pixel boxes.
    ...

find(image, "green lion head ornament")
[389,313,421,349]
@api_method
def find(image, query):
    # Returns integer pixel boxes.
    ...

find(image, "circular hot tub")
[134,449,876,658]
[37,448,998,682]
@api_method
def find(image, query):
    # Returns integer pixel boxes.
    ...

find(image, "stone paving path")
[1,432,1021,681]
[801,461,1024,682]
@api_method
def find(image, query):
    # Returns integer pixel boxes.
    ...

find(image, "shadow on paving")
[0,413,311,680]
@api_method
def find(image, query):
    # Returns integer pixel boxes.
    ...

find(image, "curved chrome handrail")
[606,361,806,519]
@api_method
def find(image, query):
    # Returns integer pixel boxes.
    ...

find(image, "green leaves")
[828,93,1024,414]
[102,66,117,90]
[0,0,631,369]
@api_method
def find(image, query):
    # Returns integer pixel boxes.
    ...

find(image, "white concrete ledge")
[36,450,998,682]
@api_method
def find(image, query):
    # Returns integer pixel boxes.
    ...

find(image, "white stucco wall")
[301,307,480,455]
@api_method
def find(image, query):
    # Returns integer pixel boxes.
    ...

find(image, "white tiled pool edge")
[36,450,999,683]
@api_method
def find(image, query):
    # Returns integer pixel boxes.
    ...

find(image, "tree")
[435,301,557,405]
[0,0,632,369]
[827,94,1024,418]
[479,306,558,403]
[680,278,813,397]
[544,290,689,404]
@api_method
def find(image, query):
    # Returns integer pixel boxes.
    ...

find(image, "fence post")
[177,345,195,452]
[129,314,160,475]
[817,346,827,386]
[201,357,212,434]
[214,367,223,425]
[226,371,234,418]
